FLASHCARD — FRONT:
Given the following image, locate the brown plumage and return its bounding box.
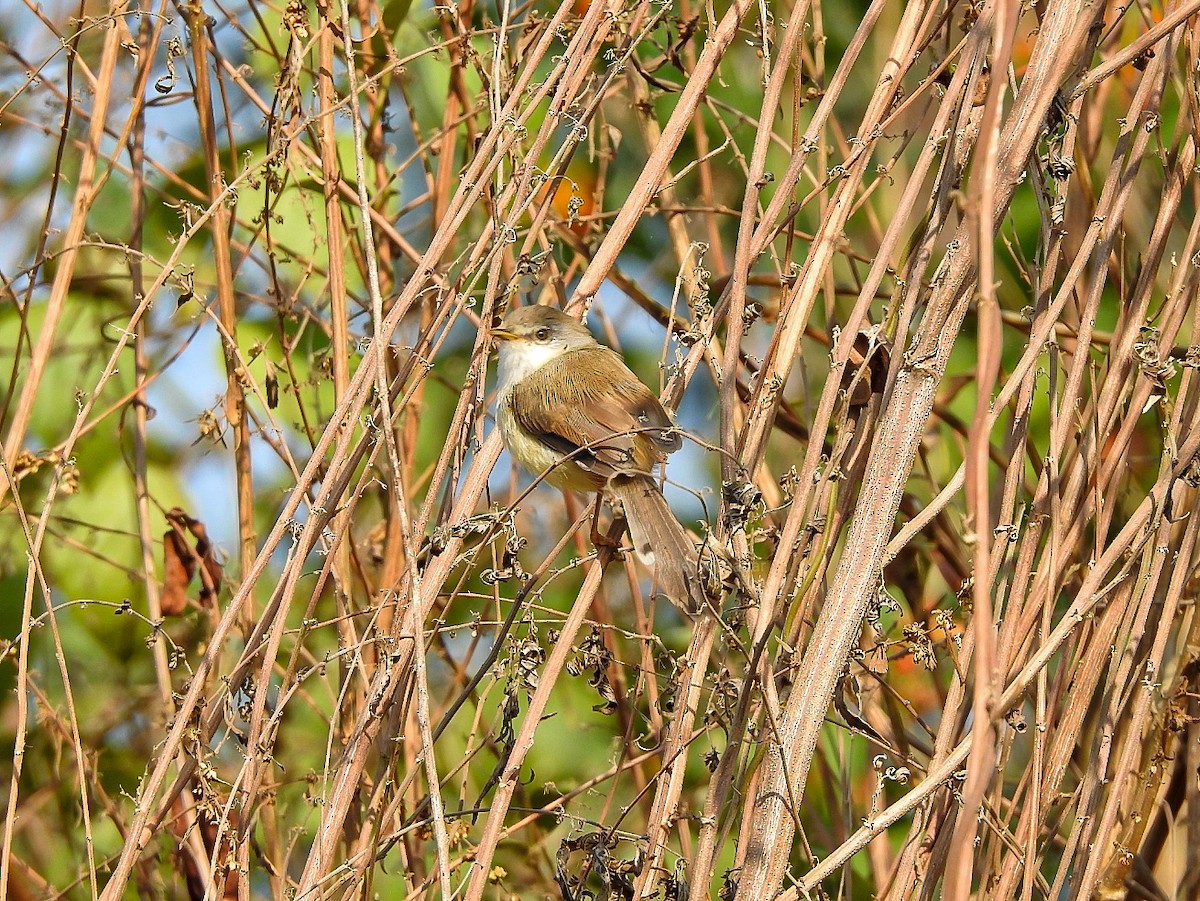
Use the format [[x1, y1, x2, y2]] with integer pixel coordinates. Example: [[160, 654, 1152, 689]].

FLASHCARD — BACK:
[[508, 345, 680, 483], [493, 306, 703, 615]]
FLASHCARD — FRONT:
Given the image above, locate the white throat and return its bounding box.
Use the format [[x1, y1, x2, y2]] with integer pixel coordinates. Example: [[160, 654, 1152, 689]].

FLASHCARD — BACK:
[[496, 341, 570, 394]]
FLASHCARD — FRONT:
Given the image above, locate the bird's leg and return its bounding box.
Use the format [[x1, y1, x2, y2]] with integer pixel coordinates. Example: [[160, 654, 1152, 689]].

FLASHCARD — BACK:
[[589, 492, 624, 553]]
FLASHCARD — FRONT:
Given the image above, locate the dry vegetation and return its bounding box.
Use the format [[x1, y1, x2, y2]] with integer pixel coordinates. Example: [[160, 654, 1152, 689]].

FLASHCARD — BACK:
[[3, 0, 1200, 897]]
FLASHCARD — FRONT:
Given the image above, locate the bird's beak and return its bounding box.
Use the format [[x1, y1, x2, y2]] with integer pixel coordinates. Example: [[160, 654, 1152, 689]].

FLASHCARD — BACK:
[[491, 327, 518, 343]]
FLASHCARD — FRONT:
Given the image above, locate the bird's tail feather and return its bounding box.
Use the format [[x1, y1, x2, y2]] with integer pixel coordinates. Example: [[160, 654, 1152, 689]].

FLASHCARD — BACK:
[[611, 476, 703, 616]]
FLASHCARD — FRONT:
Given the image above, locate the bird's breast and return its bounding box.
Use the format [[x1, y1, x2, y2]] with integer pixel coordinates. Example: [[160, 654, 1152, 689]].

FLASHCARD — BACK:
[[497, 391, 599, 492]]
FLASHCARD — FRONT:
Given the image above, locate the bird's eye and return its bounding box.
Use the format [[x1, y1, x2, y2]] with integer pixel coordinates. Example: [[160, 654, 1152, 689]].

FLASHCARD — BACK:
[[535, 327, 550, 341]]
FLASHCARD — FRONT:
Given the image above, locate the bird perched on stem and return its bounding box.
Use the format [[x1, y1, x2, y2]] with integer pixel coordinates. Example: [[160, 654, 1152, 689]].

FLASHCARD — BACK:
[[491, 305, 702, 616]]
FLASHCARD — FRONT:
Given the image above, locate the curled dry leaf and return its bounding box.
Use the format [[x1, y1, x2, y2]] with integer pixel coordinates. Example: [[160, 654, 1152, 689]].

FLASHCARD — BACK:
[[843, 329, 891, 408], [264, 358, 279, 409], [161, 526, 195, 616], [170, 788, 239, 900], [160, 507, 224, 615]]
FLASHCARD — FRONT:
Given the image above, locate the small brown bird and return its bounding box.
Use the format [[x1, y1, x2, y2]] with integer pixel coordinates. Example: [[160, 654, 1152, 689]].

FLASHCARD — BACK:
[[491, 305, 701, 615]]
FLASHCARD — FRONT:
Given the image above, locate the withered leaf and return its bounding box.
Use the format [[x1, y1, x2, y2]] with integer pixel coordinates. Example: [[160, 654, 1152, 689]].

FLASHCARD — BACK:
[[160, 508, 224, 613], [161, 526, 195, 616], [182, 515, 223, 606], [843, 329, 891, 408], [264, 359, 279, 409], [170, 788, 239, 900]]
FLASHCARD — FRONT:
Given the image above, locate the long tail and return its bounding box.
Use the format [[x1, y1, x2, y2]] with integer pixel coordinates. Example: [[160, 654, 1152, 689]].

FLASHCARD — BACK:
[[611, 476, 703, 616]]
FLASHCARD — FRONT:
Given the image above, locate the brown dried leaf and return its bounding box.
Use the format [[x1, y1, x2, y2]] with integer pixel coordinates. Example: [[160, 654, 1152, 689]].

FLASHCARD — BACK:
[[843, 329, 891, 407], [167, 507, 223, 607], [170, 791, 239, 900], [161, 526, 195, 616], [264, 358, 279, 409]]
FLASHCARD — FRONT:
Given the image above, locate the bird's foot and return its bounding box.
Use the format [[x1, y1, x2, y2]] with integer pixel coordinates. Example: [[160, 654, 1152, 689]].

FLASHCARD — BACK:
[[591, 512, 627, 562]]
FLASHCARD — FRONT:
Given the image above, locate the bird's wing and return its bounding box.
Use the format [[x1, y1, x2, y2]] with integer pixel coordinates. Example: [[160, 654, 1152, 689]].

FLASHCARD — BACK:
[[509, 346, 681, 479]]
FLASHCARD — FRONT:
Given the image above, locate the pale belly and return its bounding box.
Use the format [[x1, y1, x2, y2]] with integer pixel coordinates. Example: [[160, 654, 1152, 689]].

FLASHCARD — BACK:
[[497, 394, 599, 492]]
